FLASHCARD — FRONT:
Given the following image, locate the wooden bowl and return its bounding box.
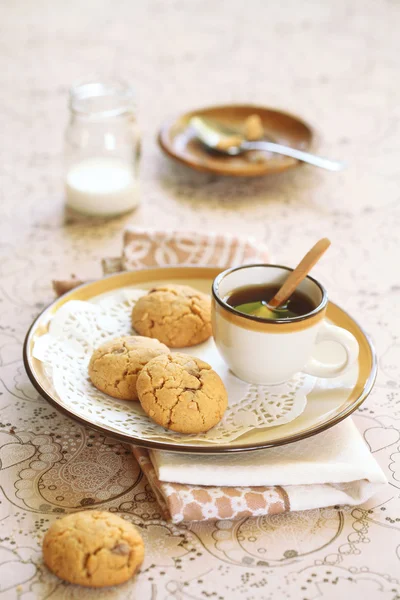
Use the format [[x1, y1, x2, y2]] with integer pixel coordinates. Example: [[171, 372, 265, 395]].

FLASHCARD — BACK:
[[158, 104, 313, 177]]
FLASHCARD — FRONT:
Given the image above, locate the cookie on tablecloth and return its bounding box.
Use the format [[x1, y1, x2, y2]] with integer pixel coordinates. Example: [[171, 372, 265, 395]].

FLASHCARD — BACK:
[[42, 510, 144, 587]]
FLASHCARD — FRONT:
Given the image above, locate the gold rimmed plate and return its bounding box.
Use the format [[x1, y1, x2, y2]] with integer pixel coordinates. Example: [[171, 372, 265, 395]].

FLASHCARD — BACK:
[[23, 267, 376, 454], [158, 104, 313, 177]]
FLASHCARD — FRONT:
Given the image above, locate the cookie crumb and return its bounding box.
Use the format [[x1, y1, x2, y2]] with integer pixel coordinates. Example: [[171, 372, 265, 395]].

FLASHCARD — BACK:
[[244, 114, 264, 141]]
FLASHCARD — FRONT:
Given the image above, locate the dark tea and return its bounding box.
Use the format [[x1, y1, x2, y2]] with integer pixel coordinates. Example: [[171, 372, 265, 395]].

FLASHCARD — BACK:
[[225, 284, 316, 319]]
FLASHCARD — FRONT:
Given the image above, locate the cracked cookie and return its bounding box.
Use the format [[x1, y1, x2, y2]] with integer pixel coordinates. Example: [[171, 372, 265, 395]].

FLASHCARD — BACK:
[[131, 284, 212, 348], [42, 510, 144, 587], [89, 336, 169, 401], [137, 353, 228, 433]]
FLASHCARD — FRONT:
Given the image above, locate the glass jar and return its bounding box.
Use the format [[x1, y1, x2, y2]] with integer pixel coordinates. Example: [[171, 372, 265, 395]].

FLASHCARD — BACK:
[[64, 79, 140, 217]]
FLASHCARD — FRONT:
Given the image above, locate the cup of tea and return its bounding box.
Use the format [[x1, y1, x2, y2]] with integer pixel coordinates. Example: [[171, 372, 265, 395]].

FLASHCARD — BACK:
[[211, 264, 359, 385]]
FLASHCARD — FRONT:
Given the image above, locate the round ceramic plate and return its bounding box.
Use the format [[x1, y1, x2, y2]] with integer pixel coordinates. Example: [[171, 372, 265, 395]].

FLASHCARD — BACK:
[[158, 104, 313, 177], [24, 267, 376, 454]]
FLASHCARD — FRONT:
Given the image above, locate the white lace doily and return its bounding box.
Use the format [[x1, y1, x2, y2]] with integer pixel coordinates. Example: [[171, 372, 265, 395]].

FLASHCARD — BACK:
[[32, 288, 316, 444]]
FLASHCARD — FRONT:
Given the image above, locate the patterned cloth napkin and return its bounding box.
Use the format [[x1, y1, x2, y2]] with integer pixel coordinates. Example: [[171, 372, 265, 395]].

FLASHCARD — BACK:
[[133, 420, 386, 523], [53, 227, 269, 295]]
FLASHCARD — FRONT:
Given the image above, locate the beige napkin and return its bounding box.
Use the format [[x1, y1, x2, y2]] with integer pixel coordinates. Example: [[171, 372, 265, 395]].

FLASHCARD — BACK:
[[133, 419, 386, 523]]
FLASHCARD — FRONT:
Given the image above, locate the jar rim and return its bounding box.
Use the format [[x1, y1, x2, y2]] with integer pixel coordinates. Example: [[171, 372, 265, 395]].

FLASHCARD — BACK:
[[69, 78, 135, 117]]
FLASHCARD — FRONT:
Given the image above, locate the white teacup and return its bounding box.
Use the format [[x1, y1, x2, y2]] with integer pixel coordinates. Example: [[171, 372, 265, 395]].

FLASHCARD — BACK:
[[211, 264, 359, 385]]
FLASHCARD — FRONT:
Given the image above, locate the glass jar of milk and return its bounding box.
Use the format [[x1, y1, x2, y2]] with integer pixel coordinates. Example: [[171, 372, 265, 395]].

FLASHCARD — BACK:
[[64, 79, 140, 216]]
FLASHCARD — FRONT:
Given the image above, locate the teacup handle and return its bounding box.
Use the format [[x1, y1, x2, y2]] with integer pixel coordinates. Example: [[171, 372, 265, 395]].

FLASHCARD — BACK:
[[303, 321, 359, 378]]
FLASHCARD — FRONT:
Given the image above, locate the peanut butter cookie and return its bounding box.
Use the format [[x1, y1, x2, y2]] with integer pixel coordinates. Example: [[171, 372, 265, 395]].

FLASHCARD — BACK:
[[137, 353, 228, 433], [42, 510, 144, 587], [131, 284, 212, 348], [89, 336, 169, 401]]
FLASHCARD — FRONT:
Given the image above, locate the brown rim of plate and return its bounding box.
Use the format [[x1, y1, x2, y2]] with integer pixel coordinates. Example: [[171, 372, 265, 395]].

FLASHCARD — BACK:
[[158, 104, 314, 177], [23, 266, 377, 454], [212, 264, 328, 325]]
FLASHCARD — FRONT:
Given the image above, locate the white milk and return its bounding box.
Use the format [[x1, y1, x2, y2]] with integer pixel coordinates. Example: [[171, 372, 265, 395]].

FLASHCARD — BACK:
[[65, 157, 139, 216]]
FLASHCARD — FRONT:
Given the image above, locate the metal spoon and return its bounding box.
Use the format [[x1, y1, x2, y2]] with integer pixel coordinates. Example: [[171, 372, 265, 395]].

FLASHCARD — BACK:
[[190, 116, 345, 172]]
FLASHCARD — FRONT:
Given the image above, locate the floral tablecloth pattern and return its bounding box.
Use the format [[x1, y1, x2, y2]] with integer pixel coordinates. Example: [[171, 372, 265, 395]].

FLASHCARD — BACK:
[[1, 0, 400, 598]]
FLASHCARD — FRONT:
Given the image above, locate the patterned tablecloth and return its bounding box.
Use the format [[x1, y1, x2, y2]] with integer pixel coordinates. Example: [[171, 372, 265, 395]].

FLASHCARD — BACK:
[[1, 1, 400, 598]]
